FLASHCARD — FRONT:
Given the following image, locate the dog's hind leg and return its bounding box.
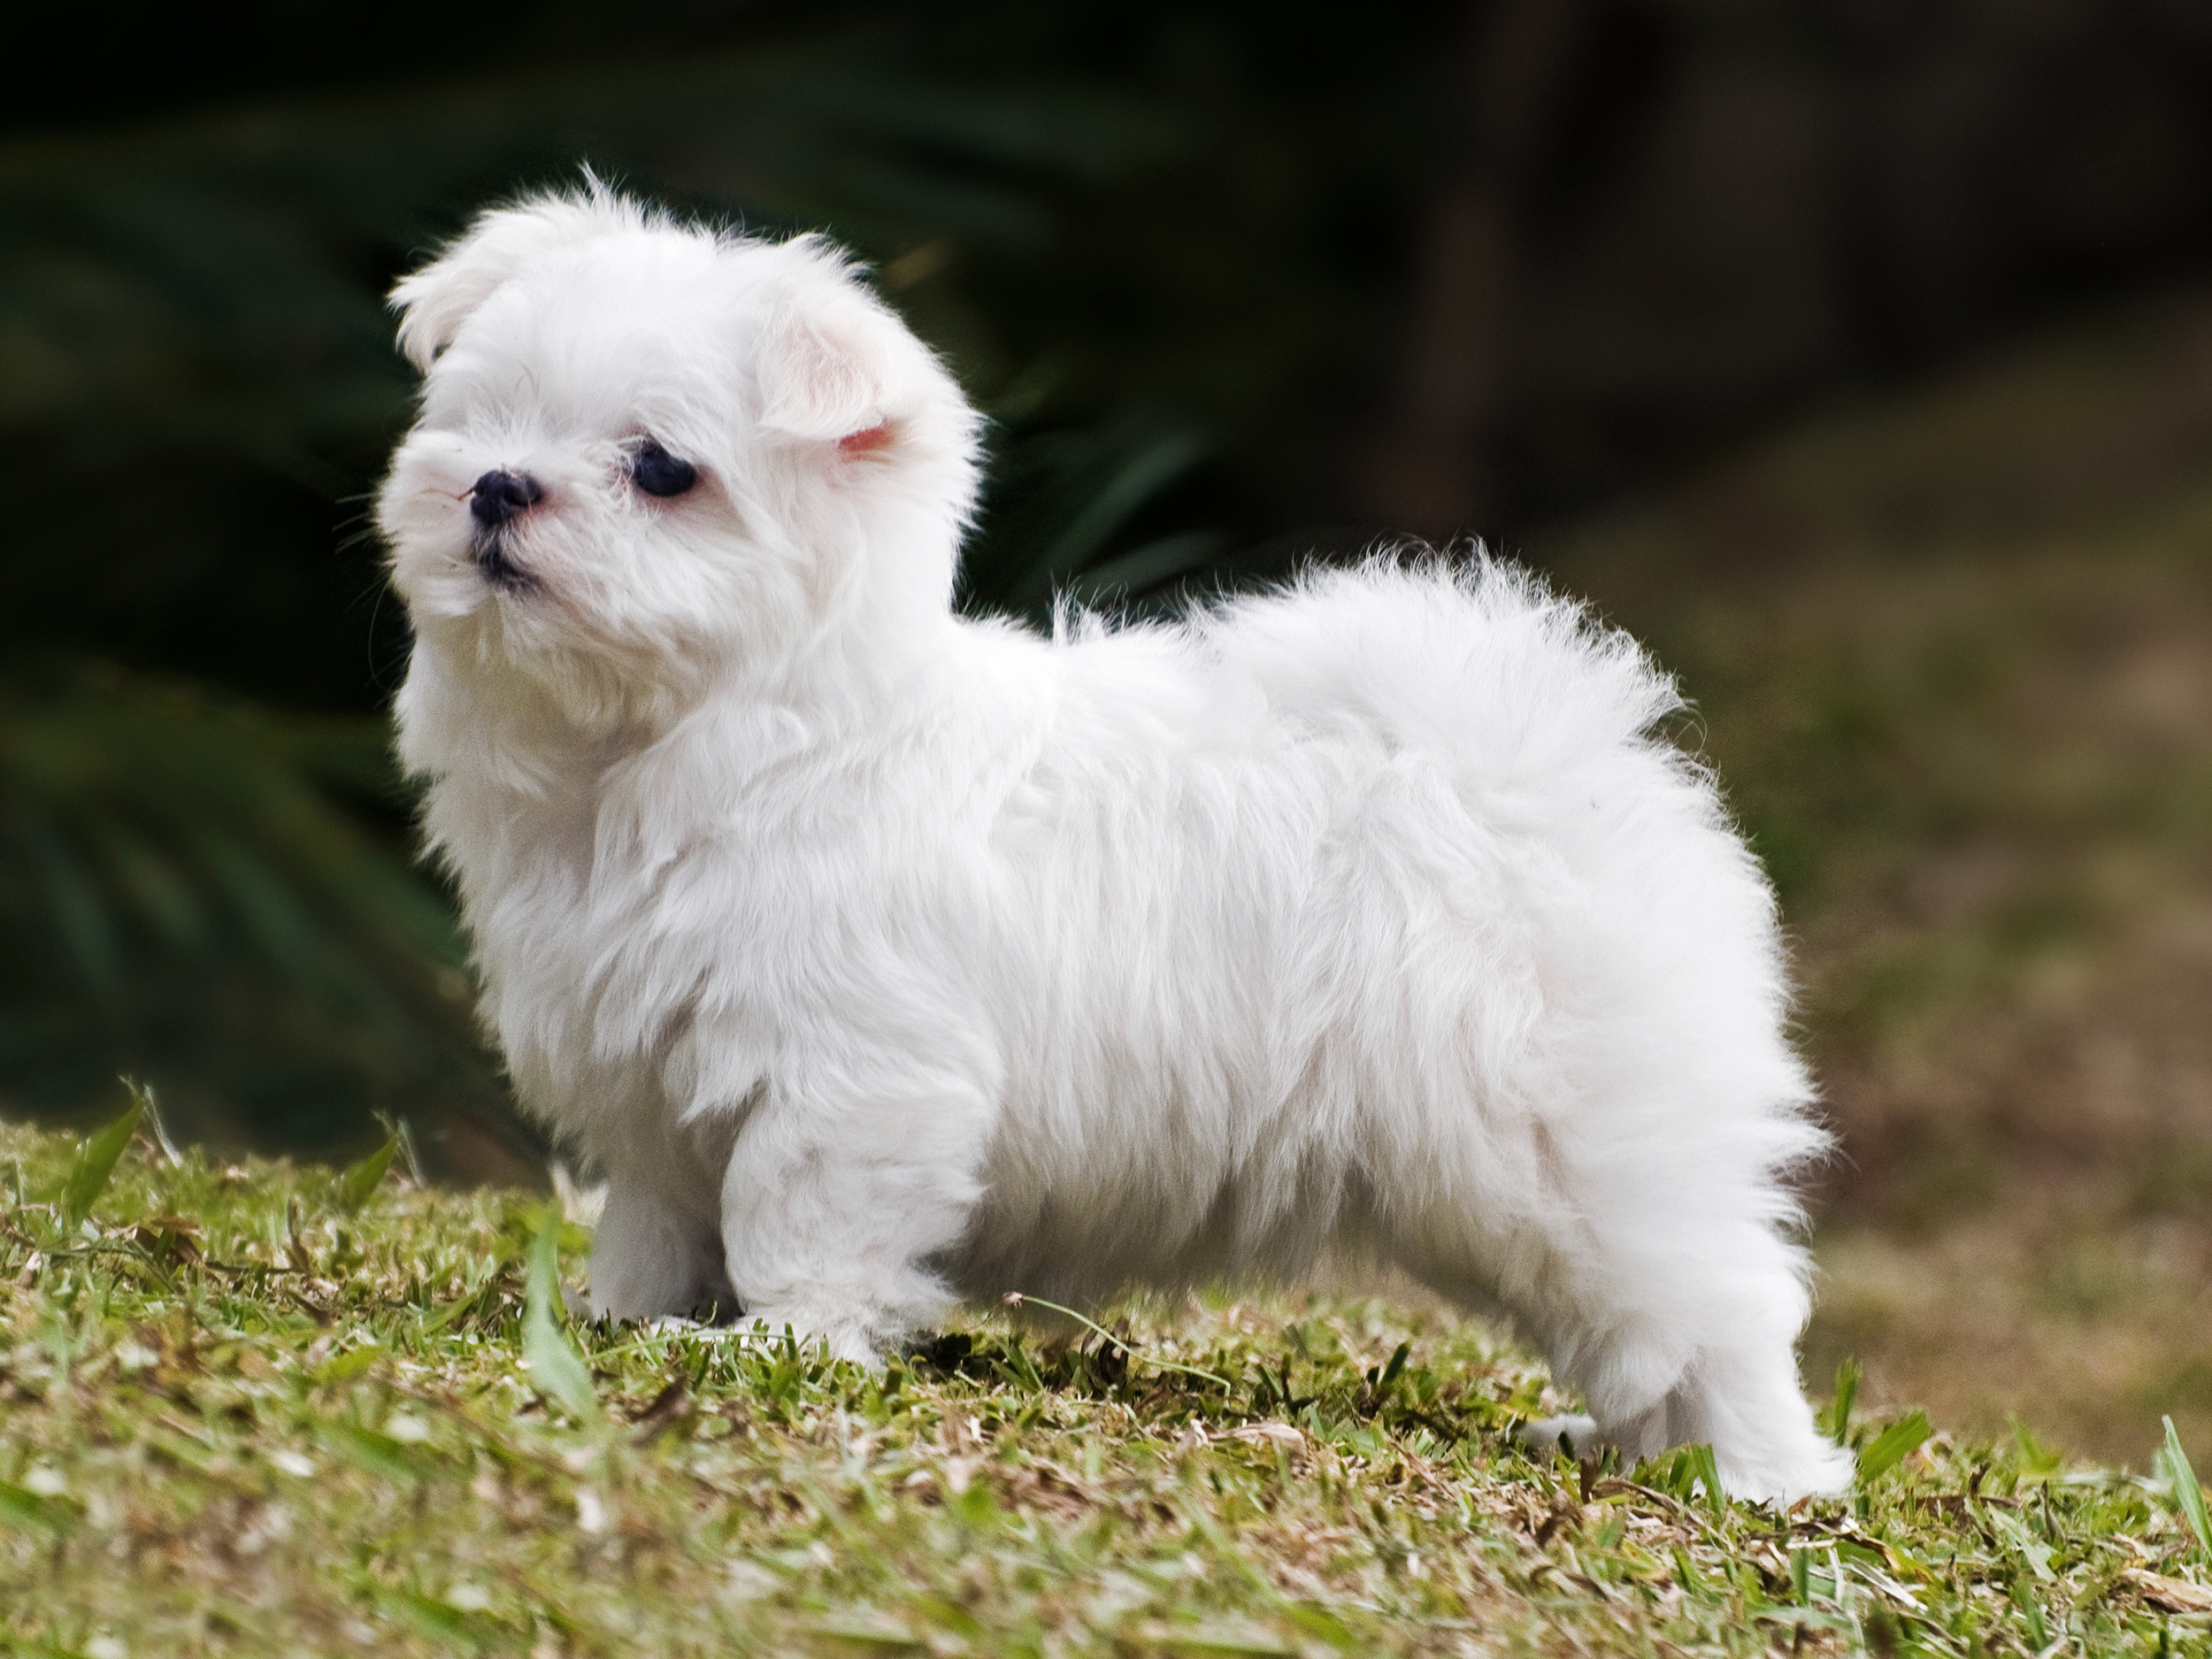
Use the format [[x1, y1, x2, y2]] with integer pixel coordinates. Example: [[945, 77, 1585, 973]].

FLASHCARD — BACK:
[[1511, 1307, 1855, 1502], [1381, 1118, 1852, 1503], [1635, 1318, 1855, 1502], [1419, 1239, 1852, 1500]]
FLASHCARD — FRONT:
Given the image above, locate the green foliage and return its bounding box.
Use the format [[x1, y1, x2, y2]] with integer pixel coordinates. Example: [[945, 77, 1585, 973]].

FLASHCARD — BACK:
[[956, 417, 1230, 618], [6, 1115, 2212, 1655], [0, 662, 512, 1160]]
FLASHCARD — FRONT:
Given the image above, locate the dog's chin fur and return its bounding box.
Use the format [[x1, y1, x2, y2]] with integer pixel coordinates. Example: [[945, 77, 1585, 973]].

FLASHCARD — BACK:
[[378, 183, 1854, 1502]]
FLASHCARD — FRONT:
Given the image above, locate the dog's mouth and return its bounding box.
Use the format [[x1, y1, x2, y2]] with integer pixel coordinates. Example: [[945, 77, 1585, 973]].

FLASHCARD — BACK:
[[471, 530, 539, 595]]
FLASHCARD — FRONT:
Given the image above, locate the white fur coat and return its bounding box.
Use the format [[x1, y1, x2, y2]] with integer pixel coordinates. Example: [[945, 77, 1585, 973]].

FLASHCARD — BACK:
[[378, 188, 1852, 1501]]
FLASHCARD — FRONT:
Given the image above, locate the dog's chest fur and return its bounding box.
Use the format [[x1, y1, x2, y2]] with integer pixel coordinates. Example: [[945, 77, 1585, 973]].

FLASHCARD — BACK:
[[421, 673, 1018, 1156]]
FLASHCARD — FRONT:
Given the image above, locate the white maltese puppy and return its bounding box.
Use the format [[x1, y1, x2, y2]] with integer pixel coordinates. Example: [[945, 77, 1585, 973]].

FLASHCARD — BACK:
[[379, 187, 1852, 1502]]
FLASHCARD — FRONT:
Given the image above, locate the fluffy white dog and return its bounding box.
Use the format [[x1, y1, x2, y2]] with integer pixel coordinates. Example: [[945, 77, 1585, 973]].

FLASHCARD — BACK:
[[378, 186, 1853, 1502]]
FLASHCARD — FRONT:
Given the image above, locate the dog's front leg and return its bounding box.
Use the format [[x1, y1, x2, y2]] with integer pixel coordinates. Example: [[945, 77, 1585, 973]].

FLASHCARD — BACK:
[[588, 1171, 732, 1323], [717, 1066, 995, 1366]]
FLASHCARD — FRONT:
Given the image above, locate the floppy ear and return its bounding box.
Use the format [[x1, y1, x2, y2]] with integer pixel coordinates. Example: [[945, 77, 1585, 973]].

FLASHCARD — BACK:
[[389, 191, 636, 372], [756, 257, 912, 443]]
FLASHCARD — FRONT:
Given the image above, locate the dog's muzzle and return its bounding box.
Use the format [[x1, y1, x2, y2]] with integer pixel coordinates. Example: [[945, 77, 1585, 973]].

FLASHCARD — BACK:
[[468, 470, 542, 592]]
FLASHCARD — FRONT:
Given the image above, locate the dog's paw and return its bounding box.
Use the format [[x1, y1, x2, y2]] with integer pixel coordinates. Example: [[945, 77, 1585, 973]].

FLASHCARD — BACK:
[[738, 1305, 887, 1369], [1717, 1433, 1857, 1505], [1518, 1413, 1603, 1460]]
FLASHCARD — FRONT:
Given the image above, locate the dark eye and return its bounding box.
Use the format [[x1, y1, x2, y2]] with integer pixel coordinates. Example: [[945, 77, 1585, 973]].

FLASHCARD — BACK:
[[630, 439, 699, 498]]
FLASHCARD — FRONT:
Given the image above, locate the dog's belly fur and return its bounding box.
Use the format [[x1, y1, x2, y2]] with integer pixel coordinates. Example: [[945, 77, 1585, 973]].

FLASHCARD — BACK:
[[942, 746, 1515, 1310]]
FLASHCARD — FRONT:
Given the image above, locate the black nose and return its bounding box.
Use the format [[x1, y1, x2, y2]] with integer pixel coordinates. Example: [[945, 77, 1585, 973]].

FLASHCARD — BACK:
[[469, 470, 543, 527]]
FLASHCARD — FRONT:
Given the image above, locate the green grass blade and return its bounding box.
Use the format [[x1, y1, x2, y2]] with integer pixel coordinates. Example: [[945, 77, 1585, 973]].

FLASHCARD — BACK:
[[59, 1090, 145, 1229], [1686, 1442, 1727, 1518], [1826, 1355, 1861, 1446], [2008, 1415, 2063, 1480], [377, 1589, 491, 1655], [310, 1343, 384, 1386], [133, 1080, 183, 1167], [523, 1206, 601, 1425], [1855, 1409, 1932, 1485], [320, 1419, 426, 1483], [334, 1125, 401, 1214], [0, 1480, 76, 1540], [1378, 1340, 1410, 1392], [2162, 1416, 2211, 1563]]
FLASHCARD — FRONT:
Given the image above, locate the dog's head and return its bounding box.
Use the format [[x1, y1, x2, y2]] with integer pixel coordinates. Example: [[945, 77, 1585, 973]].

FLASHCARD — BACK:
[[378, 186, 979, 712]]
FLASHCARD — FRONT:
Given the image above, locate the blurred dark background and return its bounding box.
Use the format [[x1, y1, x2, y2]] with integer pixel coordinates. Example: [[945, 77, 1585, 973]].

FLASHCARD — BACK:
[[6, 1, 2212, 1459]]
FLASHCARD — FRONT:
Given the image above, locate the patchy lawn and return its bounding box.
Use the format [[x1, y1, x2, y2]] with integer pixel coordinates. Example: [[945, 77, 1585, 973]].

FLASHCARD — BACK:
[[4, 1106, 2209, 1656]]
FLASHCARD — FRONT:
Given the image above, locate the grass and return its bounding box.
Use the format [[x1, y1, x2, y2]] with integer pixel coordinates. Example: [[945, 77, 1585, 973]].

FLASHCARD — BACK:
[[4, 1108, 2212, 1656]]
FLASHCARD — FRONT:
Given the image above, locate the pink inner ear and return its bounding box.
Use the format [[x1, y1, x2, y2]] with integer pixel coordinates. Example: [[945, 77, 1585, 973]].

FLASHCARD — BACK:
[[837, 422, 893, 455]]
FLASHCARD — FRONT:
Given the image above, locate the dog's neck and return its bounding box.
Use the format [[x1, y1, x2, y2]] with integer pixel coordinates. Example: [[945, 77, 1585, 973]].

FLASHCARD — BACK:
[[397, 585, 967, 810]]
